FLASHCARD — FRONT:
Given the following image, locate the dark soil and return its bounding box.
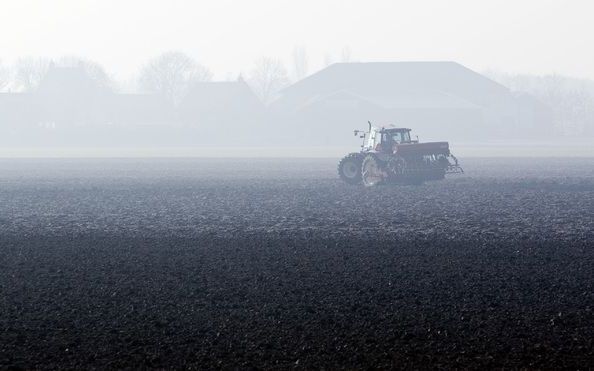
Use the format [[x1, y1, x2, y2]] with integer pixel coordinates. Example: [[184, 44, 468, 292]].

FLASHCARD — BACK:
[[0, 158, 592, 369]]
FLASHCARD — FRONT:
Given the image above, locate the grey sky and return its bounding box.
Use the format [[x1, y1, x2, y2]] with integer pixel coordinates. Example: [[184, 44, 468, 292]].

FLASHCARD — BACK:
[[2, 0, 593, 80]]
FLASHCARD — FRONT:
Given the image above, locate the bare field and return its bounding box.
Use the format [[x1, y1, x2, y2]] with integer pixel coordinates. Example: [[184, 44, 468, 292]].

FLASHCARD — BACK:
[[0, 158, 593, 369]]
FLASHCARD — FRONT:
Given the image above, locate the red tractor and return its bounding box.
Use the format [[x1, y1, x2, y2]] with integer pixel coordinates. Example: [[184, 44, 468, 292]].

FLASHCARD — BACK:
[[338, 123, 463, 186]]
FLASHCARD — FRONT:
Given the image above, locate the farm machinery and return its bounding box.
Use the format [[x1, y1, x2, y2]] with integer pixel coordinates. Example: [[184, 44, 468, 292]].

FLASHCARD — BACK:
[[338, 123, 463, 186]]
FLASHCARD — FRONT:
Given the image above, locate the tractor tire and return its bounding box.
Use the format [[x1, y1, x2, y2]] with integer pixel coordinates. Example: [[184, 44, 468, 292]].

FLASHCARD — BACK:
[[361, 154, 385, 187], [338, 153, 363, 185]]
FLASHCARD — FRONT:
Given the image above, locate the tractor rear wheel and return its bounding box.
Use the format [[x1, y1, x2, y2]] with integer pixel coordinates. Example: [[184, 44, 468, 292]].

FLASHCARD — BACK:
[[361, 155, 384, 187], [338, 154, 363, 185]]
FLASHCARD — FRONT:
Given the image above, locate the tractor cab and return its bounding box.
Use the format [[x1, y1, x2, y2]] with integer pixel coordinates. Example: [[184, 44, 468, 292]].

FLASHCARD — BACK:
[[362, 127, 413, 152]]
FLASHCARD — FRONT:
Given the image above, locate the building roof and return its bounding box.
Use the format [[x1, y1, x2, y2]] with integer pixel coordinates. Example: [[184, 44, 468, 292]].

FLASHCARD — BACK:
[[277, 61, 512, 110]]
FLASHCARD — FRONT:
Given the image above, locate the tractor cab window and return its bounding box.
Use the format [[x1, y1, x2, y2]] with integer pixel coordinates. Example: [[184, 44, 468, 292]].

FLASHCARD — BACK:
[[390, 131, 411, 143]]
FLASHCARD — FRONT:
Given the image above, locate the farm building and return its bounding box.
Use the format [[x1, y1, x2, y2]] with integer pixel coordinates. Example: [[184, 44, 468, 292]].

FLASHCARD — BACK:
[[269, 62, 521, 144]]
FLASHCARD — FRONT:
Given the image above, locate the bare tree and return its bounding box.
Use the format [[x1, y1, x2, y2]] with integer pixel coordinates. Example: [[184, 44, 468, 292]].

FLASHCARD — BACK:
[[14, 57, 51, 91], [292, 46, 309, 82], [486, 71, 594, 136], [139, 51, 213, 105], [0, 60, 10, 91], [248, 57, 289, 104]]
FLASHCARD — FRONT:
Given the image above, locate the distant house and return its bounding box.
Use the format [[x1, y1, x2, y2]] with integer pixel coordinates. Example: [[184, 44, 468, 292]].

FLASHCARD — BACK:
[[270, 62, 519, 144], [34, 66, 114, 126], [178, 79, 265, 144]]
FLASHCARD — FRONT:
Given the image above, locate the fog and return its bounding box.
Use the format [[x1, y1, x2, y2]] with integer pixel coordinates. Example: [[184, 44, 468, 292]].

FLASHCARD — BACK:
[[1, 0, 593, 156], [3, 0, 594, 79], [2, 2, 594, 368]]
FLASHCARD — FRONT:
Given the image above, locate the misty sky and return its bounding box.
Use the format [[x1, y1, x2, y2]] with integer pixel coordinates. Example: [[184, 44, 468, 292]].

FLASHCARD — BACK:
[[2, 0, 593, 80]]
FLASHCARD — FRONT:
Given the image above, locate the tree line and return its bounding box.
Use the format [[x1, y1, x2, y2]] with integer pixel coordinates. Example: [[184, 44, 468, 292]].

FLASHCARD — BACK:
[[0, 47, 357, 105], [0, 52, 287, 105], [485, 71, 594, 136], [1, 52, 592, 136]]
